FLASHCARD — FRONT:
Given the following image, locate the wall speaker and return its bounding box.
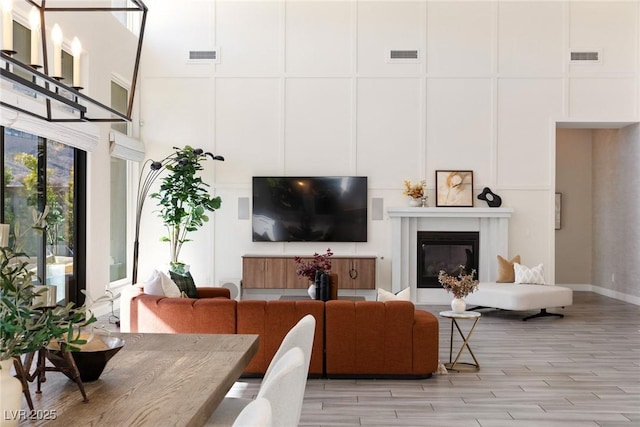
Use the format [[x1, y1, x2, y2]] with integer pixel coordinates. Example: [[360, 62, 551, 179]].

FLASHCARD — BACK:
[[219, 278, 242, 300], [238, 197, 250, 220], [372, 197, 384, 220]]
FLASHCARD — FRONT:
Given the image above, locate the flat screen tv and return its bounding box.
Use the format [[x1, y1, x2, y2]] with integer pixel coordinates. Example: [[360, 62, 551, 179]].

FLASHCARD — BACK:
[[252, 176, 368, 242]]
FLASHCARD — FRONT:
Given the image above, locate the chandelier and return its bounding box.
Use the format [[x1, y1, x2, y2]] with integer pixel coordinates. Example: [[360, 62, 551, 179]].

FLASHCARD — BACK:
[[0, 0, 147, 123]]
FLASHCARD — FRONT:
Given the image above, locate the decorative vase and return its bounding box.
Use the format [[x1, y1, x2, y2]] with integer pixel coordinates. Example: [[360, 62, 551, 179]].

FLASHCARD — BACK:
[[408, 198, 421, 207], [307, 283, 316, 299], [451, 298, 466, 313], [0, 358, 22, 427]]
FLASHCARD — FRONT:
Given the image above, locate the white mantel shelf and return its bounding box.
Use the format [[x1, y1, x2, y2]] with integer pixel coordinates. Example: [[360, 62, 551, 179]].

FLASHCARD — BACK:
[[388, 207, 514, 218], [388, 207, 513, 303]]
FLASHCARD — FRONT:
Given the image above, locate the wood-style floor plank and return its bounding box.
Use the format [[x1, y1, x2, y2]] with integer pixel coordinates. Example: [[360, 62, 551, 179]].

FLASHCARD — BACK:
[[95, 291, 638, 426], [295, 292, 639, 426]]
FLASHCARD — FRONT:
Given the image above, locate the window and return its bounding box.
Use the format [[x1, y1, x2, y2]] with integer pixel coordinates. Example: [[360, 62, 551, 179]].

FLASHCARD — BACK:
[[1, 127, 86, 305], [109, 80, 133, 284], [110, 157, 128, 282], [111, 81, 129, 135]]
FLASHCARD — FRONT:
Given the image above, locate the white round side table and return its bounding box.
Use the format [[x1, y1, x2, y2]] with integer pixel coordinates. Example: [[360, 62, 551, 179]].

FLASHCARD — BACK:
[[439, 310, 481, 372]]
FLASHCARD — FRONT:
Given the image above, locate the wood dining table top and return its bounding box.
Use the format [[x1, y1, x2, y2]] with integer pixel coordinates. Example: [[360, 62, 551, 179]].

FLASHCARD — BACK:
[[18, 332, 259, 427]]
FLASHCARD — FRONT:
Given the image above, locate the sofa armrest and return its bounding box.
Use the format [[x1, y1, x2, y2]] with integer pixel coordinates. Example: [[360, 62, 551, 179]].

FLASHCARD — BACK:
[[197, 287, 231, 299], [412, 309, 439, 375], [325, 300, 438, 378]]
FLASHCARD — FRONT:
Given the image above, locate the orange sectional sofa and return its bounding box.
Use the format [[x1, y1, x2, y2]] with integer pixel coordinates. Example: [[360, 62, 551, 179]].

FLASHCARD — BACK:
[[130, 291, 439, 379]]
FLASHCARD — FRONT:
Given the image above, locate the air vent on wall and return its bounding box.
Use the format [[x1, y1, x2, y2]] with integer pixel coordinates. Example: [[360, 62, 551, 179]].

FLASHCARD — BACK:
[[188, 48, 219, 63], [387, 49, 420, 63], [570, 50, 600, 63]]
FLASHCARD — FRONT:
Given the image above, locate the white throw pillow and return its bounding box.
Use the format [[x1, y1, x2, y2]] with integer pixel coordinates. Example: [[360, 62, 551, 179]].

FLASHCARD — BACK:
[[513, 263, 547, 285], [377, 287, 411, 302], [159, 271, 182, 297], [143, 270, 165, 296]]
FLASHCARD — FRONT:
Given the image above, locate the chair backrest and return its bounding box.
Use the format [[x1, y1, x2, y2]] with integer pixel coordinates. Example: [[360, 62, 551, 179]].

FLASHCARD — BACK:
[[264, 314, 315, 381], [231, 397, 272, 427], [257, 347, 307, 427]]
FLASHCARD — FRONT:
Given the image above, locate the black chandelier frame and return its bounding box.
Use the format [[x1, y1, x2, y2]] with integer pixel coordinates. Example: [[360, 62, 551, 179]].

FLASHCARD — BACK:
[[0, 0, 147, 123]]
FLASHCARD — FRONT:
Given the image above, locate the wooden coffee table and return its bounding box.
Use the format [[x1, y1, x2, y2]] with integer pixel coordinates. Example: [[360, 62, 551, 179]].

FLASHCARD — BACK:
[[18, 333, 259, 426]]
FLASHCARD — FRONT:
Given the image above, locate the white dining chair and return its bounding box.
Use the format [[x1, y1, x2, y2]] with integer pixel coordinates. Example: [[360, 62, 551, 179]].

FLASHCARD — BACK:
[[264, 314, 315, 380], [207, 347, 306, 427], [231, 397, 272, 427]]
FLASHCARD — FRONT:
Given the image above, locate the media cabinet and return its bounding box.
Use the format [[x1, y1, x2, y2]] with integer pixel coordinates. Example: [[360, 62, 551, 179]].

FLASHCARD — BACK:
[[242, 255, 376, 290]]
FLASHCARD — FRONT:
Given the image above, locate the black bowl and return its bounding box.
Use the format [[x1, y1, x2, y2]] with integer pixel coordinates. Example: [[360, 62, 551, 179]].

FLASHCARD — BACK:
[[47, 335, 125, 382]]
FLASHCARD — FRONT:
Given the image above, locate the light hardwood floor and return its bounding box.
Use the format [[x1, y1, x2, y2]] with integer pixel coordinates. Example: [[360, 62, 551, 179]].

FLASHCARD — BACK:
[[225, 292, 640, 427]]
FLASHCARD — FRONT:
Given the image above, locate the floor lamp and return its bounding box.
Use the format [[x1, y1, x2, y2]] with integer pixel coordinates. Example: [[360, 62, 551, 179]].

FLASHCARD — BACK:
[[131, 148, 224, 284]]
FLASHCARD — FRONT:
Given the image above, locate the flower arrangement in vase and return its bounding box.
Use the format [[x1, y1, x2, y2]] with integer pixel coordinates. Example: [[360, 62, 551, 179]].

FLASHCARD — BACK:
[[294, 249, 333, 298], [438, 266, 479, 313], [403, 180, 426, 206]]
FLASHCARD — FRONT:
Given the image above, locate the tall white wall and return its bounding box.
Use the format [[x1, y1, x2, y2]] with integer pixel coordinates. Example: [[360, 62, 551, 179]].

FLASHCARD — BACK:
[[135, 1, 640, 289]]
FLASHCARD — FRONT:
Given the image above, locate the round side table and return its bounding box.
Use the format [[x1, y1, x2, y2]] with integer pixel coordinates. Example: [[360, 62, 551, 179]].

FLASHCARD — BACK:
[[439, 310, 481, 372]]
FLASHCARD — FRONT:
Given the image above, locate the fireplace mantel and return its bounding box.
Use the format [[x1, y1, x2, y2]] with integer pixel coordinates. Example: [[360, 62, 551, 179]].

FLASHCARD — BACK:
[[388, 207, 513, 303]]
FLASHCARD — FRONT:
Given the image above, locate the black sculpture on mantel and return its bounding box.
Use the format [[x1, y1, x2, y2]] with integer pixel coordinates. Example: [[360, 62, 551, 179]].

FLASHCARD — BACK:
[[477, 187, 502, 207]]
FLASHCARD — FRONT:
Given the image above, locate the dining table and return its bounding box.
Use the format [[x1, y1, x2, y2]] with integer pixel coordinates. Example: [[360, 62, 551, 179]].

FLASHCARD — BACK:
[[17, 332, 259, 427]]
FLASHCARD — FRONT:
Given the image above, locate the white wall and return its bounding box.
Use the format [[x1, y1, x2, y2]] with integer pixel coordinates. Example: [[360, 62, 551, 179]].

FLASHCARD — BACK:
[[134, 1, 640, 290]]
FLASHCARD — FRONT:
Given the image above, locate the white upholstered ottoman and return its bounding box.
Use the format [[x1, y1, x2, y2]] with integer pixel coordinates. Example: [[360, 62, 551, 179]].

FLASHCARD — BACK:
[[464, 282, 573, 321]]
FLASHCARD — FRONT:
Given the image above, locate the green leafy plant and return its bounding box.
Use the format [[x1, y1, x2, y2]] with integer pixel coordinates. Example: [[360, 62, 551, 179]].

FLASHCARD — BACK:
[[150, 146, 222, 268], [0, 246, 95, 362]]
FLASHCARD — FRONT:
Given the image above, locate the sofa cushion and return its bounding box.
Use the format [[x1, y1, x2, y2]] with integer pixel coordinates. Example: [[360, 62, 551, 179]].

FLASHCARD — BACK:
[[131, 294, 237, 334], [465, 282, 572, 311], [144, 269, 181, 297], [514, 263, 546, 285], [377, 287, 410, 302], [144, 270, 165, 296], [496, 255, 520, 283], [325, 300, 438, 377], [237, 300, 325, 377], [170, 270, 199, 298]]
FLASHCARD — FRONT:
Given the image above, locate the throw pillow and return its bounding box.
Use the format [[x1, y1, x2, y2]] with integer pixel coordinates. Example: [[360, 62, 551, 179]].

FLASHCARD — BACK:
[[143, 270, 165, 296], [159, 270, 182, 297], [513, 263, 546, 285], [377, 287, 411, 302], [169, 270, 199, 299], [496, 255, 521, 283]]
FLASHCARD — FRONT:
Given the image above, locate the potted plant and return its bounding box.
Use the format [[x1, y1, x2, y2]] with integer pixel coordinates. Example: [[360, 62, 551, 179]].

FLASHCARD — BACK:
[[0, 246, 95, 421], [294, 249, 333, 299], [403, 179, 426, 207], [438, 266, 479, 313], [149, 146, 222, 273]]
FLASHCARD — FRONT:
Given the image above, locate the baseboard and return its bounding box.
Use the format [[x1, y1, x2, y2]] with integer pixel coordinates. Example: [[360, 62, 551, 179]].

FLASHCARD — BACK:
[[560, 283, 640, 306]]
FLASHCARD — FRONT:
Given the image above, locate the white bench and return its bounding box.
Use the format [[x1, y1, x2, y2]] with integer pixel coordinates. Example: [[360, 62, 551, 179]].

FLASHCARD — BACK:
[[464, 282, 573, 321]]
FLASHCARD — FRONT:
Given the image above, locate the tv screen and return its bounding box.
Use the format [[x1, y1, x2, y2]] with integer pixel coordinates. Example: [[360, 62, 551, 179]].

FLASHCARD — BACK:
[[252, 176, 368, 242]]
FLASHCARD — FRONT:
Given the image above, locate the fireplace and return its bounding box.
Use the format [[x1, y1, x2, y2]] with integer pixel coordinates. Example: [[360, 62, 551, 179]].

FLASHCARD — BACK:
[[417, 231, 479, 288], [388, 207, 512, 303]]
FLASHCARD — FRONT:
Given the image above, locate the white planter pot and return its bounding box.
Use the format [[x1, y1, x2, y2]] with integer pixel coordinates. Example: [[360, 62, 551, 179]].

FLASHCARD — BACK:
[[0, 358, 22, 427], [451, 298, 466, 313]]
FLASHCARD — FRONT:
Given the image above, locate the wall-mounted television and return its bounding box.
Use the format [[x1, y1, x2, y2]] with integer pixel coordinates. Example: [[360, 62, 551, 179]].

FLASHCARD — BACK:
[[252, 176, 368, 242]]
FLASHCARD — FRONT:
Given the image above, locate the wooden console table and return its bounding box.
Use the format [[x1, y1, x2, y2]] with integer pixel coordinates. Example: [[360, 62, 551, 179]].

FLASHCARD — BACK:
[[18, 333, 259, 427], [242, 254, 376, 290]]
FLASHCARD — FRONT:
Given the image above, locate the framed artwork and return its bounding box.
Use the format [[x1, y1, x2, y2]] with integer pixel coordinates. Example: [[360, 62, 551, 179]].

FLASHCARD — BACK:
[[555, 193, 562, 230], [435, 170, 474, 207]]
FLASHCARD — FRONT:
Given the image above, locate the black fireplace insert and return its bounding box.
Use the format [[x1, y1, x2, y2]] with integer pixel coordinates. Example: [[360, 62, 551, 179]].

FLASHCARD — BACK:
[[417, 231, 479, 288]]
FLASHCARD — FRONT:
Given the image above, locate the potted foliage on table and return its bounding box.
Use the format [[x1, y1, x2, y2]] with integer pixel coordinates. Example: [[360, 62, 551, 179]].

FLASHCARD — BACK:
[[0, 246, 95, 425], [295, 249, 333, 300]]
